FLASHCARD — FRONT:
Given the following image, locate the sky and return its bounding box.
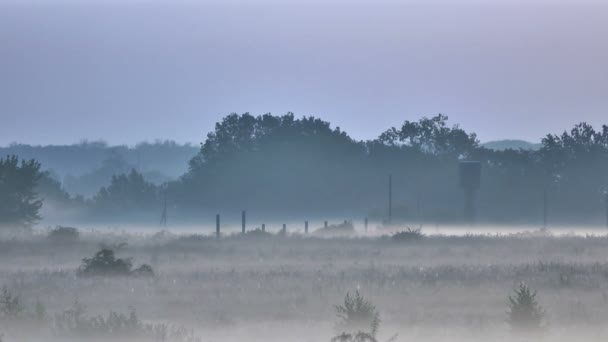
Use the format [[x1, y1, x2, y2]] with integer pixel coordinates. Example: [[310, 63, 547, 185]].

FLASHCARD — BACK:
[[0, 0, 607, 146]]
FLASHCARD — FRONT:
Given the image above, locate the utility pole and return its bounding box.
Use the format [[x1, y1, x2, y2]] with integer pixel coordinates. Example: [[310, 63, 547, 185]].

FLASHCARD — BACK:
[[388, 174, 393, 225], [458, 161, 481, 225], [216, 214, 220, 238], [241, 210, 246, 234], [159, 198, 167, 227], [543, 188, 548, 229]]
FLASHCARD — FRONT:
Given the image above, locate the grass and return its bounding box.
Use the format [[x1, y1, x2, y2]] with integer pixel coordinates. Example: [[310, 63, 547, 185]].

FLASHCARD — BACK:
[[0, 228, 608, 341]]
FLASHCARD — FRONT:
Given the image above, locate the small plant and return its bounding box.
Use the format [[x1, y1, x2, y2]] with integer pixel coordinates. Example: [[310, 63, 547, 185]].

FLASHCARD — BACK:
[[34, 299, 47, 321], [391, 227, 423, 242], [78, 248, 154, 277], [132, 264, 155, 277], [242, 228, 273, 238], [335, 291, 380, 338], [0, 286, 23, 318], [48, 226, 79, 243], [315, 221, 356, 237], [507, 282, 545, 333], [332, 332, 378, 342], [54, 302, 200, 341]]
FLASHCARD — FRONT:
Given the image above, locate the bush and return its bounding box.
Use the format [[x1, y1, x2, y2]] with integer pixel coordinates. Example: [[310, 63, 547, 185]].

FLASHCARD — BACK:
[[335, 291, 380, 338], [315, 221, 356, 237], [48, 226, 79, 243], [242, 228, 273, 238], [0, 286, 23, 319], [132, 264, 155, 277], [507, 282, 545, 333], [332, 332, 378, 342], [391, 227, 423, 242], [54, 302, 199, 341], [78, 248, 154, 277]]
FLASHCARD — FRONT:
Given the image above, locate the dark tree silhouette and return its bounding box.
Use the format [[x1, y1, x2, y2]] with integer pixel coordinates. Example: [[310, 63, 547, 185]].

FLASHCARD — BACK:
[[93, 168, 159, 215], [0, 155, 43, 228]]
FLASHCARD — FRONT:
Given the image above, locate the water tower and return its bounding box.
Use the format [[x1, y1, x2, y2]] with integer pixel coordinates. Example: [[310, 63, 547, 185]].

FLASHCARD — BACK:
[[459, 161, 481, 224]]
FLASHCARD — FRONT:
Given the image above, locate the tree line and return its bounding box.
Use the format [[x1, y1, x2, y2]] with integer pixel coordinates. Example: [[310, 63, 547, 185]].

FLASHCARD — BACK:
[[2, 113, 608, 228]]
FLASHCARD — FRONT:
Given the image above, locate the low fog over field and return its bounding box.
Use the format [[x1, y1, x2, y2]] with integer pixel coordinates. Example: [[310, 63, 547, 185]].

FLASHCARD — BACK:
[[3, 227, 608, 341], [2, 0, 608, 341]]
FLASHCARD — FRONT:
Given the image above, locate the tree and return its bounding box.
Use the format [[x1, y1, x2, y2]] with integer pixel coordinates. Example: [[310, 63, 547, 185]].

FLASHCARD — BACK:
[[507, 282, 544, 333], [93, 169, 159, 215], [0, 155, 43, 228], [335, 291, 381, 338], [378, 114, 479, 158]]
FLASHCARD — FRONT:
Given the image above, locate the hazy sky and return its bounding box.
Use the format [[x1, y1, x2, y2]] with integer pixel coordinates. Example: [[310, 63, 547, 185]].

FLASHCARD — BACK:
[[0, 0, 607, 146]]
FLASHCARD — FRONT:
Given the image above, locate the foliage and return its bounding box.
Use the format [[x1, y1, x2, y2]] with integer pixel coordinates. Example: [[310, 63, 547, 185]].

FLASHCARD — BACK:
[[48, 226, 79, 243], [379, 114, 479, 158], [53, 302, 199, 341], [335, 291, 381, 338], [78, 248, 154, 277], [315, 221, 356, 237], [391, 227, 424, 242], [93, 168, 160, 215], [0, 286, 23, 318], [331, 331, 378, 342], [0, 155, 43, 228], [507, 282, 545, 333]]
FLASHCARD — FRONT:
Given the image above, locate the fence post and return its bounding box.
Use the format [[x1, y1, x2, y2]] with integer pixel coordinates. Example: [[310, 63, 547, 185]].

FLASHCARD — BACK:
[[242, 210, 246, 233], [282, 224, 287, 234], [305, 221, 309, 234], [216, 214, 220, 238], [262, 223, 266, 232], [364, 217, 368, 233], [324, 221, 328, 228]]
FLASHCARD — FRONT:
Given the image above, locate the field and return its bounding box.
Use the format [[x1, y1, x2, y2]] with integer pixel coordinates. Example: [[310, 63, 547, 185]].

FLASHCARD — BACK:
[[2, 225, 608, 341]]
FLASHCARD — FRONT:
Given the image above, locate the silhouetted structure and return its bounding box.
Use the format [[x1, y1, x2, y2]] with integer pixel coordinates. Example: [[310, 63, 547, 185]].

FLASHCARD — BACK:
[[159, 198, 167, 227], [459, 161, 481, 224], [216, 214, 220, 238], [388, 174, 393, 224], [241, 210, 246, 233]]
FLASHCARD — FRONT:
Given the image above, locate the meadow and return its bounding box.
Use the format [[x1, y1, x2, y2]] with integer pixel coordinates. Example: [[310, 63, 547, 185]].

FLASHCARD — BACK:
[[1, 224, 608, 341]]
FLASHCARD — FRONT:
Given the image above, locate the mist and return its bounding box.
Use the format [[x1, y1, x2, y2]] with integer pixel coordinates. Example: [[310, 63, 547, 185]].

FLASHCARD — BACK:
[[2, 1, 608, 342]]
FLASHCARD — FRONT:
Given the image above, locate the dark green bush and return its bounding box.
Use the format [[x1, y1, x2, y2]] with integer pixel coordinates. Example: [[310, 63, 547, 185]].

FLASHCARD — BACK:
[[48, 226, 79, 243], [507, 282, 545, 333], [391, 227, 423, 242], [78, 249, 154, 277], [335, 291, 380, 338]]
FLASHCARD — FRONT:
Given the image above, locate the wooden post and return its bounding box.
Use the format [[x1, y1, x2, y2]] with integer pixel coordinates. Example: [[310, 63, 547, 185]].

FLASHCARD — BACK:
[[262, 223, 266, 232], [305, 221, 309, 234], [216, 214, 220, 238], [282, 224, 287, 234], [364, 217, 368, 233], [242, 210, 246, 233], [324, 221, 328, 228]]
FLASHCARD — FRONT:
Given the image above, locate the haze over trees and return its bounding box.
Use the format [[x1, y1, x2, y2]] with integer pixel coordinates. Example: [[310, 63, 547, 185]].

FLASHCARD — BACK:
[[2, 113, 608, 226]]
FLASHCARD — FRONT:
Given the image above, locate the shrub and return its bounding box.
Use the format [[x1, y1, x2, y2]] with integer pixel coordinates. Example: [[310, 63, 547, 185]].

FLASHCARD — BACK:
[[54, 302, 200, 341], [78, 248, 155, 277], [335, 291, 380, 338], [315, 221, 356, 237], [132, 264, 155, 277], [391, 227, 423, 242], [507, 282, 545, 333], [242, 228, 273, 238], [0, 286, 23, 318], [78, 249, 132, 276], [48, 226, 79, 243]]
